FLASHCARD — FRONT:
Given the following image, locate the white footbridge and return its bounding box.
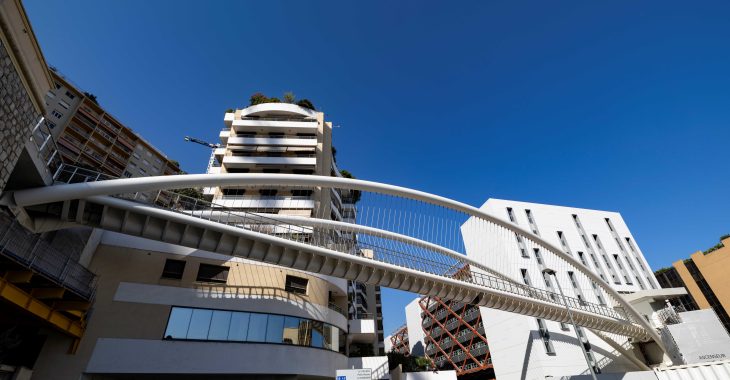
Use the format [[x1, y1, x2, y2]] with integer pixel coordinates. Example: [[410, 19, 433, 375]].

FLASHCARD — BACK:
[[2, 165, 665, 356]]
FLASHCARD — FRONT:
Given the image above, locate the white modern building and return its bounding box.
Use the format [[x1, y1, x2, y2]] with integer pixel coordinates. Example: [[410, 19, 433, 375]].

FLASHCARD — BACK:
[[460, 199, 678, 379]]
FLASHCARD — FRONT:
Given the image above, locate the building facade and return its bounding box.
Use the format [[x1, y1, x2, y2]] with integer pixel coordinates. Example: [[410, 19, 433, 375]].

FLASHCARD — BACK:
[[45, 70, 180, 179], [655, 235, 730, 333], [30, 103, 386, 379], [461, 199, 662, 379]]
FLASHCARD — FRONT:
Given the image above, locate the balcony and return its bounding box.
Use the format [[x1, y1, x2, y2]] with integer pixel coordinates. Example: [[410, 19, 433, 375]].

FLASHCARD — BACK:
[[222, 155, 316, 168], [214, 196, 315, 210], [231, 118, 318, 133], [226, 135, 317, 147]]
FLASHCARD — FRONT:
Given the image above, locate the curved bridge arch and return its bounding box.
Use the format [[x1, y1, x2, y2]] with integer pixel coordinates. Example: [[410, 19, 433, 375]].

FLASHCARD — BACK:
[[6, 172, 664, 350]]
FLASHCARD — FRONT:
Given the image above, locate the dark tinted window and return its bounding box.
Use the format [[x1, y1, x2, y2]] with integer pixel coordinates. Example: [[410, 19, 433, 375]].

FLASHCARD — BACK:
[[196, 264, 229, 283]]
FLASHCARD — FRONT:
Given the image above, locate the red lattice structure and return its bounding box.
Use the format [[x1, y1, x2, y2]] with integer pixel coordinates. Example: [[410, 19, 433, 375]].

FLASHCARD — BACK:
[[389, 324, 410, 355], [419, 295, 494, 377]]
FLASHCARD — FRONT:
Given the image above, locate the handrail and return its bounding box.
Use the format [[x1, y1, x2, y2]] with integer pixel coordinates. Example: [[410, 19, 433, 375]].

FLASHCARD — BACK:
[[9, 165, 660, 346]]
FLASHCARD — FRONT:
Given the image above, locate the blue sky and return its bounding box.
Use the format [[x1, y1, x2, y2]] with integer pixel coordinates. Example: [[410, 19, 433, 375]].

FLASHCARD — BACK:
[[25, 0, 730, 336]]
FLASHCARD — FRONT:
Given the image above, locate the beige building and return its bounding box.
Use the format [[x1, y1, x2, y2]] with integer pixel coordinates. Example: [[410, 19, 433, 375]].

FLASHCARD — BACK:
[[31, 231, 350, 379], [655, 234, 730, 333], [45, 70, 180, 179], [29, 101, 386, 379]]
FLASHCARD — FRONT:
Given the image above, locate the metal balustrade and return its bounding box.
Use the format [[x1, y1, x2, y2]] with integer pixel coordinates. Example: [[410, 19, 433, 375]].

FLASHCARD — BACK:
[[5, 164, 663, 346], [0, 213, 96, 300]]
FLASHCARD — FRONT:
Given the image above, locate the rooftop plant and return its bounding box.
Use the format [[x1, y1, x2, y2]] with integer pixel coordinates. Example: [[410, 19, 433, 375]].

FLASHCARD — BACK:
[[83, 91, 98, 105], [703, 233, 729, 254], [248, 92, 316, 110], [339, 169, 361, 203]]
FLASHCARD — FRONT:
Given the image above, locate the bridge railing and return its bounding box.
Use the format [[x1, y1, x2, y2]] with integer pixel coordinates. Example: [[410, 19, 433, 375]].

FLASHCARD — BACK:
[[49, 164, 629, 325]]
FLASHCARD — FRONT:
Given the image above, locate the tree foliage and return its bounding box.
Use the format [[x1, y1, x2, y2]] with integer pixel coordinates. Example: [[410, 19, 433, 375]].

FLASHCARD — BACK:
[[387, 351, 429, 372], [83, 92, 98, 104], [296, 98, 315, 110], [703, 233, 730, 254], [339, 169, 362, 203], [283, 91, 296, 103]]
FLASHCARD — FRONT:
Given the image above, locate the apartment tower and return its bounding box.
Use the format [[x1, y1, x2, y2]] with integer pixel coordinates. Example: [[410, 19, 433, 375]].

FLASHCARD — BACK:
[[29, 102, 386, 380], [461, 199, 664, 379], [45, 69, 180, 179]]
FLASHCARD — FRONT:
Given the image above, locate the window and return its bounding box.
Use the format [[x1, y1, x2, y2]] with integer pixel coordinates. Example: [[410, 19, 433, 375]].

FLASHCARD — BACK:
[[533, 249, 544, 265], [161, 259, 186, 279], [51, 110, 63, 119], [222, 188, 246, 197], [163, 307, 345, 354], [196, 263, 229, 283], [262, 168, 280, 173], [226, 168, 250, 173], [577, 252, 589, 267], [293, 169, 314, 175], [525, 209, 534, 223], [46, 121, 56, 129], [285, 275, 308, 294], [292, 189, 313, 197], [516, 235, 528, 257], [536, 319, 555, 354], [65, 90, 76, 99], [123, 171, 132, 178], [520, 268, 532, 286], [506, 207, 516, 223], [259, 189, 278, 196], [58, 100, 70, 110]]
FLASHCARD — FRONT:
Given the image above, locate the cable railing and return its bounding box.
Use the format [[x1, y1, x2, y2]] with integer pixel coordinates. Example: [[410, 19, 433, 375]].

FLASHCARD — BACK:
[[48, 164, 640, 333]]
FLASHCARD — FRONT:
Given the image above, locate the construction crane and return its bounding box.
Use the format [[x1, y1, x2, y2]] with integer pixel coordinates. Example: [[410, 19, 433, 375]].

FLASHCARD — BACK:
[[184, 136, 221, 173], [184, 136, 220, 149]]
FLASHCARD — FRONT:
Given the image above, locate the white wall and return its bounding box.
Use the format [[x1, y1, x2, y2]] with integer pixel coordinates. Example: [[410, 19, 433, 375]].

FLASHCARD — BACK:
[[405, 298, 427, 356], [463, 199, 651, 379], [347, 356, 390, 380], [86, 338, 347, 377]]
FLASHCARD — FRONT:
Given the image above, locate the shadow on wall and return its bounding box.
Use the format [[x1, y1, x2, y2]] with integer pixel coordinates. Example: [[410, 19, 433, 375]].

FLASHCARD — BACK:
[[192, 283, 342, 323], [521, 328, 637, 379]]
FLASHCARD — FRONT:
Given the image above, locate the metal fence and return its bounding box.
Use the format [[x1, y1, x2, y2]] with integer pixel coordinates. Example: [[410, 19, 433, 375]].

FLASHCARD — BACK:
[[0, 212, 96, 300]]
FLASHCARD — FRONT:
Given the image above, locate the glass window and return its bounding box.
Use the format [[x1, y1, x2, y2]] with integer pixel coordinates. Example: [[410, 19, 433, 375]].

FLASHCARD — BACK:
[[187, 309, 213, 339], [266, 315, 285, 343], [248, 313, 268, 342], [322, 324, 335, 350], [164, 307, 192, 339], [283, 317, 303, 345], [311, 321, 324, 348], [228, 312, 250, 341], [208, 310, 232, 340]]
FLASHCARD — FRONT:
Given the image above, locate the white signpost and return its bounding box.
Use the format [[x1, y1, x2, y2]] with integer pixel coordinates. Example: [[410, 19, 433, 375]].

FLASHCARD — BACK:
[[336, 368, 372, 380]]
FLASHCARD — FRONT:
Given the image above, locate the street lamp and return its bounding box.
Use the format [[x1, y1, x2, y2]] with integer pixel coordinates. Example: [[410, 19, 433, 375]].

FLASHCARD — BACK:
[[542, 268, 598, 380]]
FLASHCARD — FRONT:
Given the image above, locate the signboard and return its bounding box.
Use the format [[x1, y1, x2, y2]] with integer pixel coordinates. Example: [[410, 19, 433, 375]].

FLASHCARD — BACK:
[[667, 309, 730, 364], [335, 368, 372, 380]]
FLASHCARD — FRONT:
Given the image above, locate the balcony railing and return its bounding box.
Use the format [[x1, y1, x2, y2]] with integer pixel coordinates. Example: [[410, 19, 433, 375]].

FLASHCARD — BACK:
[[241, 116, 317, 122], [0, 213, 96, 300]]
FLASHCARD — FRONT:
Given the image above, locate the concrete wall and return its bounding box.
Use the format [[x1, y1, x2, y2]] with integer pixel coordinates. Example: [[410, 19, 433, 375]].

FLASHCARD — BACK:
[[31, 231, 350, 379], [405, 298, 426, 356]]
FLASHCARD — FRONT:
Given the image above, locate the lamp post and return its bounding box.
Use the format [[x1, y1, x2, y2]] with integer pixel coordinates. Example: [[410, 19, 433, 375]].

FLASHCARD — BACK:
[[542, 268, 598, 380]]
